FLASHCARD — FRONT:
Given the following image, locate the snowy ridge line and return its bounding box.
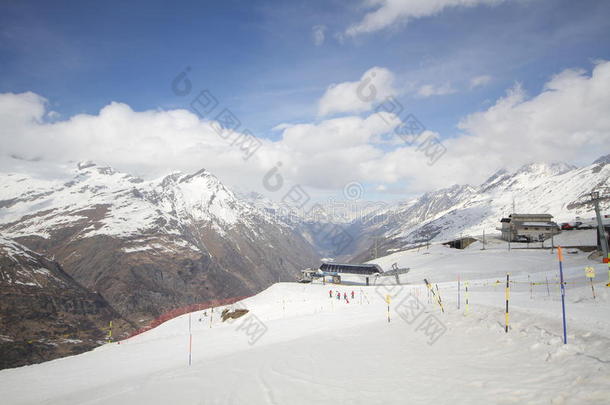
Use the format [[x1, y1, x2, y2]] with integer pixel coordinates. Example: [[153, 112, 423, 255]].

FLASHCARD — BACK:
[[121, 295, 253, 341]]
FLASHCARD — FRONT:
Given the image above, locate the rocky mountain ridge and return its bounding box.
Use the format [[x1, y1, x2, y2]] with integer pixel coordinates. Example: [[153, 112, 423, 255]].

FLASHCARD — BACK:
[[0, 237, 130, 369], [0, 163, 319, 325]]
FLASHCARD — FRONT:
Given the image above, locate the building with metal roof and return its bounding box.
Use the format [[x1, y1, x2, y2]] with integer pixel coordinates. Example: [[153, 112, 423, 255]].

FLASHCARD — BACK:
[[319, 263, 382, 275]]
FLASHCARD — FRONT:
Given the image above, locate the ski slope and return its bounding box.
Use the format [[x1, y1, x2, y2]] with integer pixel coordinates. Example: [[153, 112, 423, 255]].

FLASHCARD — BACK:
[[1, 243, 610, 404]]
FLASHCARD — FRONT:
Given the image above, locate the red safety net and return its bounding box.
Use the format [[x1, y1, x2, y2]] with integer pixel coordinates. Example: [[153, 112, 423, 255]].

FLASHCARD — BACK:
[[121, 295, 252, 341]]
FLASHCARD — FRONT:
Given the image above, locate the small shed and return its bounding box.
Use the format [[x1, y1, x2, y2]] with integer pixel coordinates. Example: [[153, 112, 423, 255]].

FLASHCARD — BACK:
[[443, 237, 477, 249]]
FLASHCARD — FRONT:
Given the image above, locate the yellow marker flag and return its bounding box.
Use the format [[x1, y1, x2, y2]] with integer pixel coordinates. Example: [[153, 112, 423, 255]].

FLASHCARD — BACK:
[[505, 274, 510, 333], [585, 266, 596, 279], [385, 295, 391, 323]]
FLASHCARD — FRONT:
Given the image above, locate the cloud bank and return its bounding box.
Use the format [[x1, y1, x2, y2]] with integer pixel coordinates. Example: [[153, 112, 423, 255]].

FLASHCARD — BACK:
[[2, 61, 609, 198]]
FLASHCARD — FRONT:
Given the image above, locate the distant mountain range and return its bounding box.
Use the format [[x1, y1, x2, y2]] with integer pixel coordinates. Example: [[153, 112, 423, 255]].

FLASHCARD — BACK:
[[348, 156, 610, 262]]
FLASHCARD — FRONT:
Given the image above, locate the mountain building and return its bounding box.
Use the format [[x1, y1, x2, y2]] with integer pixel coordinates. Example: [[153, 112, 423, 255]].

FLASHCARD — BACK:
[[499, 214, 559, 242]]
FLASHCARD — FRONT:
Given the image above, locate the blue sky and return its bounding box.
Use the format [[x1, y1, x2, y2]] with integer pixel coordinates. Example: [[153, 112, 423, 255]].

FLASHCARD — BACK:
[[1, 0, 610, 200]]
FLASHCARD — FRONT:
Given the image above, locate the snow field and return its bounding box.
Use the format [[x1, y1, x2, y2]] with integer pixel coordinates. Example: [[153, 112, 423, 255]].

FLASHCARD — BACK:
[[1, 243, 610, 404]]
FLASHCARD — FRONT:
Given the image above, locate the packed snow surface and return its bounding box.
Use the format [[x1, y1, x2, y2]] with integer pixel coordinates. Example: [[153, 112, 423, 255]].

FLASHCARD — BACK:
[[1, 242, 610, 404]]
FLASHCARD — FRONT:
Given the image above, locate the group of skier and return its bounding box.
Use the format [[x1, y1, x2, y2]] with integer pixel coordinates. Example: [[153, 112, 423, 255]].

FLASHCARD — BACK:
[[329, 289, 355, 303]]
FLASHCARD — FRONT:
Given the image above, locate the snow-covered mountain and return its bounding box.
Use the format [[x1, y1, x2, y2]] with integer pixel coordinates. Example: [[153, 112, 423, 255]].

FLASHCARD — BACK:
[[0, 163, 319, 324], [350, 156, 610, 262]]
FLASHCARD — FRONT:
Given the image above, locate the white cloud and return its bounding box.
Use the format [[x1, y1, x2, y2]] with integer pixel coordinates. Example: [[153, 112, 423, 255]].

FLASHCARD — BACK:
[[2, 61, 609, 197], [272, 112, 400, 188], [470, 75, 492, 88], [0, 91, 46, 124], [271, 123, 292, 131], [312, 25, 326, 46], [0, 92, 397, 195], [46, 110, 61, 119], [417, 82, 457, 97], [0, 95, 273, 187], [454, 62, 610, 167], [402, 60, 610, 190], [346, 0, 504, 37], [291, 60, 610, 192], [318, 66, 396, 116]]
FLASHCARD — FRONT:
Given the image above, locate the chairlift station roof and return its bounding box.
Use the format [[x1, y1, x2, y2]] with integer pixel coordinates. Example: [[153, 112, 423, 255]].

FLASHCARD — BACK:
[[319, 263, 382, 275]]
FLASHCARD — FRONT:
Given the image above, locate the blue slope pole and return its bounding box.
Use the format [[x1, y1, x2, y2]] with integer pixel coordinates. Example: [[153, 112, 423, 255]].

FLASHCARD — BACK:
[[558, 247, 567, 344]]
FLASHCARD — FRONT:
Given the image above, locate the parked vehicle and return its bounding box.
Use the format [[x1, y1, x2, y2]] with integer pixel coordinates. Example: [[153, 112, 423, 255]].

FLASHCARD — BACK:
[[514, 235, 531, 243], [561, 223, 573, 230]]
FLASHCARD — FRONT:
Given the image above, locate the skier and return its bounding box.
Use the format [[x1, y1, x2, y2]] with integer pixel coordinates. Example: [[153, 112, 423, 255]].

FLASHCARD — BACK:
[[351, 290, 355, 299], [329, 289, 333, 298], [343, 292, 347, 300], [336, 291, 340, 300]]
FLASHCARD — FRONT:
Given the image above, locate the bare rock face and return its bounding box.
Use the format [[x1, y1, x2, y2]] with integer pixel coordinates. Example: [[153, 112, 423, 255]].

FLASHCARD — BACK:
[[593, 154, 610, 166], [221, 308, 249, 322], [0, 238, 131, 370]]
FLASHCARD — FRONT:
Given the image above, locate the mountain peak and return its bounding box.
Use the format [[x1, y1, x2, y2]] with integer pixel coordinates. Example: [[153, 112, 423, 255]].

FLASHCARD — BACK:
[[75, 160, 118, 176], [593, 154, 610, 165], [480, 168, 510, 190], [179, 168, 213, 183], [515, 162, 575, 177], [77, 160, 96, 170]]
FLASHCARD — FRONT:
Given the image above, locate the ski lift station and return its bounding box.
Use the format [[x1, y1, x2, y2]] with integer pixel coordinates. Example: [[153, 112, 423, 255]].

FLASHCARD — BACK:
[[300, 262, 410, 285]]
